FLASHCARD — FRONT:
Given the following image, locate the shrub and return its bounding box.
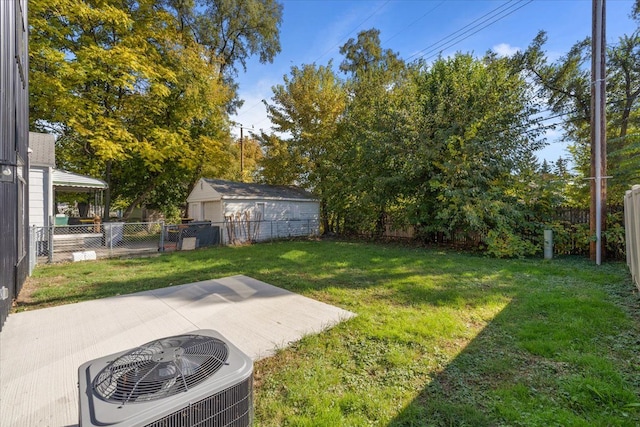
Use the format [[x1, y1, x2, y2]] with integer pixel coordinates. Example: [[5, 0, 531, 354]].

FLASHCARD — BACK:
[[485, 228, 540, 259]]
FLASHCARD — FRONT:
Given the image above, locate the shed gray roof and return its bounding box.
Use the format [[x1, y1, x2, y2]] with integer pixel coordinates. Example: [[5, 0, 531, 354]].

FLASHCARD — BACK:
[[203, 179, 316, 201], [29, 132, 55, 167]]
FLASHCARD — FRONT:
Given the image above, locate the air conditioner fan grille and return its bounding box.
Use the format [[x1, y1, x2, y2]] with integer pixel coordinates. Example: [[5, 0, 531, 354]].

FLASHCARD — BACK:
[[92, 334, 229, 404]]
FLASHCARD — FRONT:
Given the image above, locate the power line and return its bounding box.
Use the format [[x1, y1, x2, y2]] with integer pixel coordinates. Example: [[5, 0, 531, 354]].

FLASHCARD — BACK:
[[406, 0, 526, 61], [413, 0, 533, 62], [465, 95, 632, 142], [242, 1, 535, 129], [382, 0, 446, 45], [235, 99, 264, 118], [236, 0, 394, 124], [237, 1, 633, 134], [312, 0, 391, 64]]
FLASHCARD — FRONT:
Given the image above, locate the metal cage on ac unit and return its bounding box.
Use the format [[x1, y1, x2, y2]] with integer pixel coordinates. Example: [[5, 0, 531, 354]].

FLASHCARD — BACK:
[[78, 329, 253, 427]]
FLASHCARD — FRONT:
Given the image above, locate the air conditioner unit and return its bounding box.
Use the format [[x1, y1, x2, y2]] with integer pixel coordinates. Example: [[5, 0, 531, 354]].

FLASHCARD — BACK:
[[78, 329, 253, 427]]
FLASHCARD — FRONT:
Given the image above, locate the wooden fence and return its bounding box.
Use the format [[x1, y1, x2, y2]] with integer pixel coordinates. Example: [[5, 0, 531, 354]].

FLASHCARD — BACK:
[[378, 206, 626, 258], [625, 185, 640, 290]]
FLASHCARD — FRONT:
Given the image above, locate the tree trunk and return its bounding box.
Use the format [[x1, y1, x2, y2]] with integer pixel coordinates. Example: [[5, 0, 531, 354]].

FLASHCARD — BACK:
[[320, 198, 330, 234], [122, 180, 158, 220], [102, 160, 112, 221]]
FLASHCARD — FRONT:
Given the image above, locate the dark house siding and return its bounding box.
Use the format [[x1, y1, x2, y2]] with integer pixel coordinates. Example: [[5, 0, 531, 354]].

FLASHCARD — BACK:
[[0, 0, 29, 331]]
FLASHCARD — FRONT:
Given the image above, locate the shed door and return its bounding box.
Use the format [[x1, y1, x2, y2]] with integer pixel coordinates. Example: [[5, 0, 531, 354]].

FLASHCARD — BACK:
[[189, 202, 201, 220], [203, 201, 222, 223]]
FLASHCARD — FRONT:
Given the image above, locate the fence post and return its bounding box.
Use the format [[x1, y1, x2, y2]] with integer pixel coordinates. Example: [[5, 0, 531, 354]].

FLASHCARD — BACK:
[[48, 225, 54, 264], [108, 223, 113, 252], [625, 190, 632, 269], [625, 185, 640, 290], [159, 221, 165, 252], [544, 229, 553, 259], [29, 226, 36, 274]]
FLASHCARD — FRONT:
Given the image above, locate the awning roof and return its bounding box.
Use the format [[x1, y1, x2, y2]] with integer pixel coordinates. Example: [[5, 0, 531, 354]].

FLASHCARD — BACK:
[[52, 169, 108, 192]]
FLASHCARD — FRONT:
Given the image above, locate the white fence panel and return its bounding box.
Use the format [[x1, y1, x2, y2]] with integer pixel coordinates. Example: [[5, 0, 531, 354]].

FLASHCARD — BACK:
[[625, 185, 640, 290]]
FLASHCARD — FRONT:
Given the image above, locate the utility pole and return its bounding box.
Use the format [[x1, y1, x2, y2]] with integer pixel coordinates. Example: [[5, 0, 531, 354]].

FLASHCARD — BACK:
[[239, 126, 244, 177], [590, 0, 607, 264], [235, 124, 253, 182]]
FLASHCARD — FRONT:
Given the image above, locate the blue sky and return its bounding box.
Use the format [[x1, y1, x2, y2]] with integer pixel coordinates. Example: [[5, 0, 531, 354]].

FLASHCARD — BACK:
[[231, 0, 638, 163]]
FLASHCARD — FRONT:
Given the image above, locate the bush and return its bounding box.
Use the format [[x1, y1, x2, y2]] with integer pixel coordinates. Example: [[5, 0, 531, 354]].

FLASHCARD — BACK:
[[605, 211, 626, 260], [485, 228, 540, 259]]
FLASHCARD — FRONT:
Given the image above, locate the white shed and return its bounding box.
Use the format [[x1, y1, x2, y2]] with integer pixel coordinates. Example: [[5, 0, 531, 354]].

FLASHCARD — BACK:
[[186, 178, 320, 244]]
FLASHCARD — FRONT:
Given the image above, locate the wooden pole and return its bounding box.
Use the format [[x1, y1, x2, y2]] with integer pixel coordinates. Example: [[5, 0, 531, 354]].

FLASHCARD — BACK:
[[240, 126, 244, 179], [590, 0, 607, 264]]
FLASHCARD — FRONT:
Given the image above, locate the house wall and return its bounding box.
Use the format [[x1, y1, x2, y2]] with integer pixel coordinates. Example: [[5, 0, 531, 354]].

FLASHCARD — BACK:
[[188, 198, 321, 244], [28, 166, 52, 227], [0, 0, 29, 331], [625, 185, 640, 291], [186, 179, 320, 245]]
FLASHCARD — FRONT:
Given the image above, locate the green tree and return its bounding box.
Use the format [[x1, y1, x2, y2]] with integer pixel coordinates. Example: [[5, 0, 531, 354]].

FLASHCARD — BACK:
[[411, 53, 545, 255], [29, 0, 283, 219], [31, 0, 181, 217], [607, 31, 640, 192], [520, 23, 640, 206], [263, 62, 346, 230], [165, 0, 283, 111], [336, 29, 418, 235], [256, 132, 303, 186]]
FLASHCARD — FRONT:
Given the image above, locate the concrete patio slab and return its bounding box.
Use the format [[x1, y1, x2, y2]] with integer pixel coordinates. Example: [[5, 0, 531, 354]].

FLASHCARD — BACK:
[[0, 275, 355, 427]]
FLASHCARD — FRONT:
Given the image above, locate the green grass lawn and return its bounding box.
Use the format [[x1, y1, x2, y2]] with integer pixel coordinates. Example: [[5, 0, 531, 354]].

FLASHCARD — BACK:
[[20, 240, 640, 426]]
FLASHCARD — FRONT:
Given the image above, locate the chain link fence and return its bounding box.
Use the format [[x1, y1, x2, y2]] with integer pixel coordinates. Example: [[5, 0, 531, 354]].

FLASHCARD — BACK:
[[30, 218, 320, 268], [30, 221, 164, 267]]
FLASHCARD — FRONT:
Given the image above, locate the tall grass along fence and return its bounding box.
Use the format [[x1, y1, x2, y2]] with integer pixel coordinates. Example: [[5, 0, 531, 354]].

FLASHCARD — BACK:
[[29, 218, 320, 268], [625, 185, 640, 290]]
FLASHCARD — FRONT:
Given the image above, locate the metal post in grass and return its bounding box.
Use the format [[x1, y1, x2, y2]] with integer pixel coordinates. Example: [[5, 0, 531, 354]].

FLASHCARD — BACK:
[[29, 225, 36, 273], [48, 225, 54, 264], [108, 223, 113, 252], [544, 230, 553, 260], [159, 221, 165, 252]]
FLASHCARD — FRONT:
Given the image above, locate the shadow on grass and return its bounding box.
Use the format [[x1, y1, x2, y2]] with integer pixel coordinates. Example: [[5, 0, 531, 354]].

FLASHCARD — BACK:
[[22, 240, 504, 310], [388, 264, 640, 427]]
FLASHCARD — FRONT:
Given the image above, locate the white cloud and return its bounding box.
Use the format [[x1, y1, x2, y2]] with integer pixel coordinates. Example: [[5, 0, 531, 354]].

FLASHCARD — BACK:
[[492, 43, 521, 57]]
